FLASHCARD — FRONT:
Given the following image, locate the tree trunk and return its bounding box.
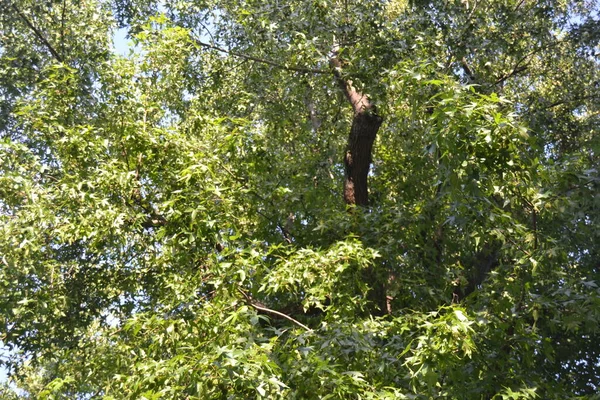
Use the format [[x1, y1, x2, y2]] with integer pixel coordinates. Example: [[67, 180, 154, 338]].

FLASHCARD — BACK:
[[330, 54, 383, 206], [330, 52, 386, 314], [344, 111, 383, 206]]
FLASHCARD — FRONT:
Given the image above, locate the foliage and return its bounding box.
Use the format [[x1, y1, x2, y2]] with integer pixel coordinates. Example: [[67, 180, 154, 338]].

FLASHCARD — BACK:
[[1, 0, 599, 398]]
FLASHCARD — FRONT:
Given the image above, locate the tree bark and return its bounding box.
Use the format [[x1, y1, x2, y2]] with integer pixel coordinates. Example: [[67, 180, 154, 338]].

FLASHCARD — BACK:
[[344, 112, 383, 206], [330, 52, 387, 314], [330, 55, 383, 206]]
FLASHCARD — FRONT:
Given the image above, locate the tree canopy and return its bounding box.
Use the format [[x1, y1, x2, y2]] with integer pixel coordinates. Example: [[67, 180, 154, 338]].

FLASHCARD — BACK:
[[1, 0, 599, 398]]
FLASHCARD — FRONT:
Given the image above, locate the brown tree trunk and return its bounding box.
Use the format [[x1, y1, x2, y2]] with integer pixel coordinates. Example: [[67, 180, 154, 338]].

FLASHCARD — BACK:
[[344, 111, 383, 206], [330, 54, 383, 206], [330, 53, 387, 314]]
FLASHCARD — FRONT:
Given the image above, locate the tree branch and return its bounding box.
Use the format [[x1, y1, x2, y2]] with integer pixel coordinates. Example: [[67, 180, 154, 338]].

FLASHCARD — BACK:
[[329, 50, 375, 114], [191, 37, 328, 75], [495, 64, 528, 86], [460, 57, 476, 82], [11, 2, 63, 63], [237, 288, 312, 331], [543, 93, 600, 110]]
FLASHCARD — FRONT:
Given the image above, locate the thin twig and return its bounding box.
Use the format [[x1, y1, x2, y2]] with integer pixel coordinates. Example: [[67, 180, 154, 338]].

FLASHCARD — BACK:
[[495, 41, 563, 86], [544, 93, 600, 110], [513, 0, 526, 12], [507, 238, 532, 258], [197, 19, 217, 44], [238, 288, 313, 331], [192, 37, 328, 75], [467, 0, 480, 21]]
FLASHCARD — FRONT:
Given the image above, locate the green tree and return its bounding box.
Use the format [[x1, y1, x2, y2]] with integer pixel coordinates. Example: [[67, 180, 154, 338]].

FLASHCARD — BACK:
[[1, 0, 599, 398]]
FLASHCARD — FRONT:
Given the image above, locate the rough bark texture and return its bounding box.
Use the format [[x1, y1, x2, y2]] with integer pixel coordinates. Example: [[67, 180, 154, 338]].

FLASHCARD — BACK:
[[330, 55, 383, 206], [330, 53, 387, 314], [344, 112, 383, 206]]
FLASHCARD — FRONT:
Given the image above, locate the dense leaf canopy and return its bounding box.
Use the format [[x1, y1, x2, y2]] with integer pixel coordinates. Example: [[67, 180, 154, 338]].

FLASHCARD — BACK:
[[1, 0, 599, 398]]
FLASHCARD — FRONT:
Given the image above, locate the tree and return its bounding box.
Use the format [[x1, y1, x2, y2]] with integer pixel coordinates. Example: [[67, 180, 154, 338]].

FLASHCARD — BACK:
[[1, 0, 599, 398]]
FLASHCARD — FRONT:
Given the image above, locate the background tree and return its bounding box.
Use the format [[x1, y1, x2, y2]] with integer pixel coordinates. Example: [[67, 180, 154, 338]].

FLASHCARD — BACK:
[[0, 0, 599, 398]]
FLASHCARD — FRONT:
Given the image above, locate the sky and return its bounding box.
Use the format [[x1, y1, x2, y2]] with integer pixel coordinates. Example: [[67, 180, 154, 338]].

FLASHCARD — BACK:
[[113, 27, 134, 56], [0, 342, 7, 383]]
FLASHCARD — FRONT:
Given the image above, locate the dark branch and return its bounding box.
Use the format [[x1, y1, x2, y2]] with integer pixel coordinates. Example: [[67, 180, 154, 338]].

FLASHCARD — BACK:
[[513, 0, 526, 11], [329, 53, 375, 115], [141, 211, 167, 229], [544, 93, 600, 110], [11, 3, 63, 63], [237, 288, 312, 331], [495, 64, 528, 86], [192, 38, 328, 75], [460, 57, 476, 82]]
